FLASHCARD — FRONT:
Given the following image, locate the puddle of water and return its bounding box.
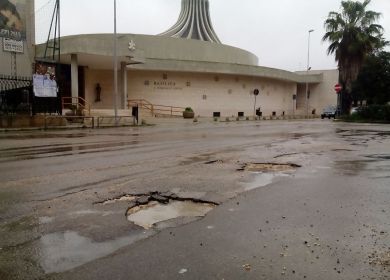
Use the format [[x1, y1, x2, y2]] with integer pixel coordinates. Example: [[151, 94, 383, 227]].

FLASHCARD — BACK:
[[39, 216, 54, 224], [127, 201, 215, 229], [239, 162, 298, 191], [0, 141, 140, 162], [39, 230, 153, 273], [0, 133, 88, 140], [241, 173, 276, 191]]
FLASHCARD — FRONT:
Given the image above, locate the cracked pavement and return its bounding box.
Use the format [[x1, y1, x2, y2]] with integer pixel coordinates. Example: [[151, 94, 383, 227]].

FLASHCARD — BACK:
[[0, 120, 389, 279]]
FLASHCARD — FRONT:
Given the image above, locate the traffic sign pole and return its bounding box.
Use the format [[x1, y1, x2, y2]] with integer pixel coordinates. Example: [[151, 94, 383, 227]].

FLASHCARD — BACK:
[[334, 84, 342, 116]]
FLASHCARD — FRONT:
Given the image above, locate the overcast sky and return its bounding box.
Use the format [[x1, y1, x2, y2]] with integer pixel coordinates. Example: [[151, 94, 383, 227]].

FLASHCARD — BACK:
[[35, 0, 390, 71]]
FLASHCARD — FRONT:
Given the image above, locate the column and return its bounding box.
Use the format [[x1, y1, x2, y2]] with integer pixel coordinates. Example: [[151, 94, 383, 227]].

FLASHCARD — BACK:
[[71, 54, 79, 99]]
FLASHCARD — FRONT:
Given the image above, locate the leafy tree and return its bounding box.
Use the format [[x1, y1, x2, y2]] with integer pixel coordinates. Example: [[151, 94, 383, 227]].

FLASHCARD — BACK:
[[323, 0, 386, 114], [352, 51, 390, 105]]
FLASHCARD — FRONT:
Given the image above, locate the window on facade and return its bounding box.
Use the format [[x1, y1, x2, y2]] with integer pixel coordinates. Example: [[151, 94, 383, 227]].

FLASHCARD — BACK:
[[163, 73, 168, 80], [202, 95, 207, 100]]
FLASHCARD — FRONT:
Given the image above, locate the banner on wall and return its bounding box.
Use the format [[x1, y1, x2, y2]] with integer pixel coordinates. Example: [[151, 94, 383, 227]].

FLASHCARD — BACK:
[[2, 37, 23, 52], [0, 0, 27, 40], [33, 63, 58, 97]]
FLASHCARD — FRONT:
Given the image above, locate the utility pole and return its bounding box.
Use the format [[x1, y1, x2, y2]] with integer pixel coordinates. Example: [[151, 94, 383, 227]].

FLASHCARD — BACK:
[[305, 29, 314, 117], [113, 0, 118, 125]]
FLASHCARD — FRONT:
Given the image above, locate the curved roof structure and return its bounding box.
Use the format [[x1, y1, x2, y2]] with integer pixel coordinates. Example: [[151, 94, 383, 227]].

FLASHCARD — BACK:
[[35, 34, 324, 84], [159, 0, 221, 43]]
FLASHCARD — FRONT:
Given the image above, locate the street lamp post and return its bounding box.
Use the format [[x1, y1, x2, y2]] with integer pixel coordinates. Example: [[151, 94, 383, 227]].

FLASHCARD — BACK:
[[113, 0, 118, 125], [253, 89, 259, 119], [305, 29, 314, 117]]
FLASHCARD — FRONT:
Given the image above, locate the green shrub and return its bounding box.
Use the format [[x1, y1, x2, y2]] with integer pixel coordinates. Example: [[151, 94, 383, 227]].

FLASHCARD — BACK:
[[344, 105, 390, 122], [359, 105, 390, 121], [184, 107, 193, 112]]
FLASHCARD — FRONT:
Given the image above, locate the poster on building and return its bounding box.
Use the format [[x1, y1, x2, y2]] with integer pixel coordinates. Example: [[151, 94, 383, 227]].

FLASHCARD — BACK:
[[3, 37, 23, 52], [0, 0, 26, 40], [33, 63, 58, 97]]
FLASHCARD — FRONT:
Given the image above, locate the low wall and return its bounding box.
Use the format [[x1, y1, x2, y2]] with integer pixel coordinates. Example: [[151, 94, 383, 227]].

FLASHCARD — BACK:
[[0, 116, 66, 128]]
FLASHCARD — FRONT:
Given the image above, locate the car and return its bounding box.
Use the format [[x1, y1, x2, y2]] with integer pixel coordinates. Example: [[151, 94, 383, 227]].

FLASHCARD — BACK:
[[350, 107, 363, 114], [321, 105, 337, 119]]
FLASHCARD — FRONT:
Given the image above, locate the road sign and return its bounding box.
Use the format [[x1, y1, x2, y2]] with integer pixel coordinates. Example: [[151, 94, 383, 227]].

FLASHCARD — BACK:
[[334, 84, 342, 93]]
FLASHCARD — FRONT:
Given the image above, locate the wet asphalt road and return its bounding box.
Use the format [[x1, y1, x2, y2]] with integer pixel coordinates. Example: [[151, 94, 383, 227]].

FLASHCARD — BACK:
[[0, 120, 389, 280]]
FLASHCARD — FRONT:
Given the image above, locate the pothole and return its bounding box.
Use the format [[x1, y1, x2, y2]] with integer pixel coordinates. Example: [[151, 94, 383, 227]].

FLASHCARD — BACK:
[[239, 162, 301, 172], [238, 162, 300, 191], [127, 201, 215, 229], [98, 192, 218, 229]]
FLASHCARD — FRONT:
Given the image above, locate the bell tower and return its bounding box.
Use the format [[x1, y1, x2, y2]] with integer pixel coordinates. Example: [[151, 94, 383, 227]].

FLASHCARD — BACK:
[[159, 0, 221, 43]]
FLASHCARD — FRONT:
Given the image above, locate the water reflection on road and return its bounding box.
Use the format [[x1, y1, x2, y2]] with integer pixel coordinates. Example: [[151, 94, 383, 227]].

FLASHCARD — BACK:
[[39, 230, 154, 273]]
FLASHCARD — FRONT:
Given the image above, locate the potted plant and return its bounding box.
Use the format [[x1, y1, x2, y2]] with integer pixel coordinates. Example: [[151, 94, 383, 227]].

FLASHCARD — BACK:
[[183, 107, 195, 119], [65, 105, 84, 123]]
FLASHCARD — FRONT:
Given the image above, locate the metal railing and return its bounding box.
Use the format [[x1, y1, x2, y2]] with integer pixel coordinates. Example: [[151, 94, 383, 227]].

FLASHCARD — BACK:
[[62, 96, 91, 116], [128, 99, 185, 117], [0, 75, 32, 92]]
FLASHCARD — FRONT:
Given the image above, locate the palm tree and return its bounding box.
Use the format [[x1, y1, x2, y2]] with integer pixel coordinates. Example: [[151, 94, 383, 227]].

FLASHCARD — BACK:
[[323, 0, 385, 114]]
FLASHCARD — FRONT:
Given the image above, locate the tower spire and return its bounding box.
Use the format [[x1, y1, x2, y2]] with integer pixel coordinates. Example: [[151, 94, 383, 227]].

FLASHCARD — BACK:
[[159, 0, 221, 44]]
